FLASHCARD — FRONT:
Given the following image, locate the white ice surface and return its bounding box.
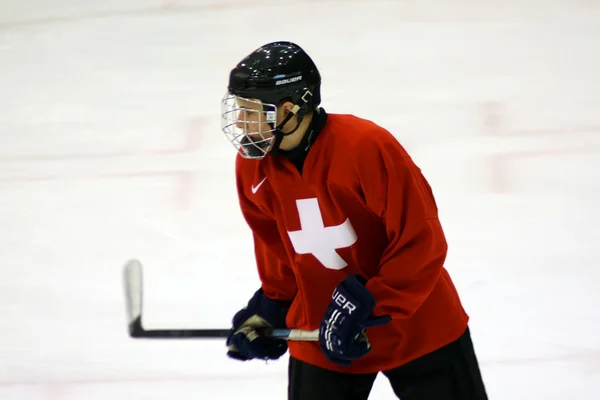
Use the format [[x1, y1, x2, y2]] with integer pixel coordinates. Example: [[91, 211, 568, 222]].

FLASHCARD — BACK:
[[1, 0, 599, 398]]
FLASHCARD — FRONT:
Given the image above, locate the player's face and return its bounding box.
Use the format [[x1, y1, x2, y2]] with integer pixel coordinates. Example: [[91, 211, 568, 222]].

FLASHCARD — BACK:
[[235, 98, 274, 141], [221, 94, 278, 159]]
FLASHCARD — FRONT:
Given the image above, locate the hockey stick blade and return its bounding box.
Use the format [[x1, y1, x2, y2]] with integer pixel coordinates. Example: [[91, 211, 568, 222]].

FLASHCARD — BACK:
[[123, 259, 144, 336], [122, 259, 318, 341]]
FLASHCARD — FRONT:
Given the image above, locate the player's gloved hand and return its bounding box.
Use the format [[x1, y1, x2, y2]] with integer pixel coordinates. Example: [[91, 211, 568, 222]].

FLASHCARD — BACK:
[[319, 275, 391, 366], [226, 288, 289, 361]]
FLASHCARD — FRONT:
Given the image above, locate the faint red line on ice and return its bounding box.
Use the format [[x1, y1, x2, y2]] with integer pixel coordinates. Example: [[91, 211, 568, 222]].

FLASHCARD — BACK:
[[0, 170, 185, 182], [487, 145, 600, 193], [0, 170, 196, 211], [496, 126, 600, 137], [480, 101, 600, 193], [0, 117, 206, 210], [480, 101, 600, 137], [175, 171, 194, 210], [0, 117, 206, 163]]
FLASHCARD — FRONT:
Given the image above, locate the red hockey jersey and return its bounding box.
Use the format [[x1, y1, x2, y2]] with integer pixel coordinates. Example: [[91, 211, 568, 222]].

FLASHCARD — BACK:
[[235, 113, 469, 374]]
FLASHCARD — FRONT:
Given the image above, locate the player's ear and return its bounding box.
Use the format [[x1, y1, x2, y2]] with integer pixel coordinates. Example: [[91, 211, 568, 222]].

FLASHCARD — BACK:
[[280, 101, 295, 117]]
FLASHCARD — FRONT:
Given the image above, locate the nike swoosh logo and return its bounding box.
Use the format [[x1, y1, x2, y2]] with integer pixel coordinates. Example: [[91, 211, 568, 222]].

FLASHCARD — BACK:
[[251, 177, 267, 194]]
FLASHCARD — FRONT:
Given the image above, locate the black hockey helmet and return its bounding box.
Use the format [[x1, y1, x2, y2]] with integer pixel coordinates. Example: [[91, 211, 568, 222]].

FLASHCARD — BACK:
[[228, 41, 321, 110], [222, 42, 322, 159]]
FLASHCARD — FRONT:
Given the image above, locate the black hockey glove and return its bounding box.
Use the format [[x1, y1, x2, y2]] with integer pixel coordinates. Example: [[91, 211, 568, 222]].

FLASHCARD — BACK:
[[319, 275, 391, 366], [226, 289, 289, 361]]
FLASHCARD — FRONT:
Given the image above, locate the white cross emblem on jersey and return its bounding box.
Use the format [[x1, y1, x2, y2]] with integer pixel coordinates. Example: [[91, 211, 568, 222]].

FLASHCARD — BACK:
[[287, 198, 357, 270]]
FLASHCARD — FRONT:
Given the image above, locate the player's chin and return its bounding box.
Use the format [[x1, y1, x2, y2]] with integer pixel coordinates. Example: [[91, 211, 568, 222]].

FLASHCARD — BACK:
[[240, 135, 274, 157]]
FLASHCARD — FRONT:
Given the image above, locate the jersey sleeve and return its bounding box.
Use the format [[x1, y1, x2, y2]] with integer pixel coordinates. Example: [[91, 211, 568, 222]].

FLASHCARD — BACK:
[[236, 160, 297, 303], [354, 131, 448, 320]]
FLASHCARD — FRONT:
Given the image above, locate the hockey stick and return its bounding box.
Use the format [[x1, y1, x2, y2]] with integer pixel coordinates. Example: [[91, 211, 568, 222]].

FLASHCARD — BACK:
[[123, 259, 319, 341]]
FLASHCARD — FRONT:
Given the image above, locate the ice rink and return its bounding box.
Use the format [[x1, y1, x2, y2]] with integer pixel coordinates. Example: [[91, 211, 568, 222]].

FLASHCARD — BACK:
[[1, 0, 599, 398]]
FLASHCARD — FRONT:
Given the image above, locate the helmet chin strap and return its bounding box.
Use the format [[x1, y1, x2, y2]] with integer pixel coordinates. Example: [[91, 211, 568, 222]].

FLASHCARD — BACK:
[[269, 104, 306, 156]]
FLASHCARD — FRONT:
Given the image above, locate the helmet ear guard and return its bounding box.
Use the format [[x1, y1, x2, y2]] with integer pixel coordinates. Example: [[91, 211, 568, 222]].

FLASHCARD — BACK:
[[273, 89, 313, 134], [267, 89, 313, 156]]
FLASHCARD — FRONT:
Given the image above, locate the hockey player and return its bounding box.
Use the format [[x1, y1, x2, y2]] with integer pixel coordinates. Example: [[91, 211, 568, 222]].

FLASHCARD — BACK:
[[221, 41, 488, 400]]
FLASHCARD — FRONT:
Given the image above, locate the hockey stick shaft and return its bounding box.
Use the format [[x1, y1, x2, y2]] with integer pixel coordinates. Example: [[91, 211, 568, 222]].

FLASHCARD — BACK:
[[123, 259, 319, 341], [128, 315, 316, 340]]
